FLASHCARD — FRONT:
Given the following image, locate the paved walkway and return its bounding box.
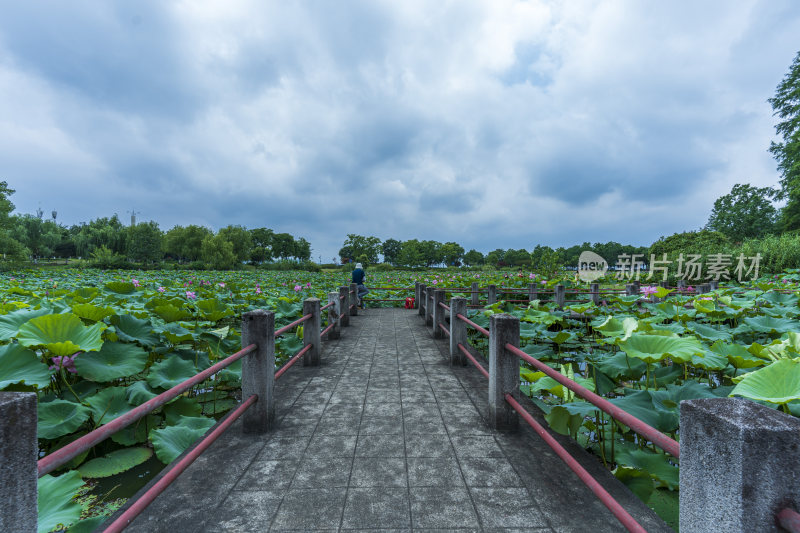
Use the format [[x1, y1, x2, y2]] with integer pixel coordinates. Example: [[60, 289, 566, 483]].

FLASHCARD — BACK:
[[118, 308, 672, 532]]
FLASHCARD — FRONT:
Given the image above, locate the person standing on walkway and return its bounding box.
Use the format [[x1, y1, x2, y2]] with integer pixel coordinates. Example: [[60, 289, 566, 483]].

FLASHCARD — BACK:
[[352, 262, 368, 308]]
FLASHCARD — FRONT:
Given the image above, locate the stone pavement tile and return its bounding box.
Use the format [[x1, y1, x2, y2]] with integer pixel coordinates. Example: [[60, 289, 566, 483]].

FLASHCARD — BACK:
[[202, 490, 283, 532], [233, 460, 299, 490], [292, 456, 353, 488], [405, 433, 455, 457], [355, 434, 406, 457], [451, 435, 505, 458], [402, 402, 443, 418], [330, 391, 367, 403], [288, 402, 326, 417], [409, 486, 480, 529], [294, 390, 333, 404], [315, 414, 361, 435], [459, 457, 525, 487], [404, 414, 448, 435], [363, 402, 403, 417], [341, 487, 411, 529], [407, 456, 465, 487], [438, 400, 482, 418], [443, 413, 492, 436], [432, 388, 471, 403], [470, 487, 549, 528], [360, 415, 404, 435], [270, 487, 347, 530], [366, 389, 401, 402], [305, 435, 357, 457], [428, 377, 463, 390], [277, 415, 320, 436], [401, 390, 436, 402], [257, 436, 310, 461], [350, 457, 407, 487]]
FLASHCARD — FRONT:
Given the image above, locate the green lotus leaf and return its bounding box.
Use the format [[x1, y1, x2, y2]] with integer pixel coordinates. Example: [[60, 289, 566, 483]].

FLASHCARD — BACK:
[[710, 341, 765, 369], [147, 356, 197, 390], [593, 316, 638, 340], [149, 416, 216, 464], [69, 287, 100, 302], [110, 314, 160, 346], [0, 343, 53, 389], [85, 386, 134, 425], [594, 351, 647, 380], [17, 313, 104, 356], [544, 405, 584, 437], [275, 299, 303, 320], [692, 350, 728, 370], [111, 414, 162, 446], [126, 381, 159, 405], [618, 334, 704, 364], [154, 303, 191, 323], [609, 390, 679, 433], [759, 291, 799, 307], [74, 341, 148, 382], [521, 343, 555, 361], [70, 303, 115, 323], [276, 334, 304, 356], [519, 322, 546, 339], [522, 308, 561, 326], [38, 471, 84, 533], [38, 399, 91, 439], [614, 467, 654, 502], [686, 322, 732, 343], [104, 281, 135, 294], [162, 396, 203, 424], [0, 307, 52, 341], [743, 316, 800, 334], [731, 358, 800, 405], [693, 299, 716, 314], [158, 322, 194, 344], [65, 516, 107, 533], [195, 298, 234, 322], [77, 447, 153, 478]]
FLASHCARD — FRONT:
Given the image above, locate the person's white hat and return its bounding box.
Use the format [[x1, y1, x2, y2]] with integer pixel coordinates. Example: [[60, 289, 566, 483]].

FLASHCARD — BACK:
[[356, 263, 363, 269]]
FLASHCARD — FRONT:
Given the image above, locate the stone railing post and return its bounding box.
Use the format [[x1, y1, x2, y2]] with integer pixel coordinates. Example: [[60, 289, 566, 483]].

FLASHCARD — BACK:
[[338, 286, 350, 327], [625, 283, 636, 296], [418, 283, 427, 317], [471, 282, 480, 306], [414, 282, 420, 309], [425, 286, 434, 327], [528, 282, 538, 302], [709, 280, 719, 290], [432, 289, 446, 339], [488, 314, 520, 430], [632, 280, 641, 293], [303, 298, 321, 366], [677, 279, 687, 290], [590, 282, 599, 305], [450, 297, 467, 365], [0, 392, 37, 532], [487, 284, 497, 305], [554, 284, 565, 309], [679, 398, 800, 532], [350, 283, 358, 316], [241, 310, 275, 434], [326, 292, 340, 339], [697, 283, 711, 295]]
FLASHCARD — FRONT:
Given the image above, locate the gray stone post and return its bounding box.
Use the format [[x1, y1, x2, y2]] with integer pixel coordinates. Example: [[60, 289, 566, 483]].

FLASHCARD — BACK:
[[488, 314, 520, 430], [679, 398, 800, 533], [632, 280, 641, 293], [414, 282, 420, 309], [241, 310, 275, 434], [554, 284, 565, 309], [303, 298, 321, 366], [418, 283, 427, 317], [432, 289, 446, 339], [0, 392, 37, 533], [326, 292, 340, 340], [677, 279, 687, 290], [709, 280, 719, 290], [590, 283, 599, 304], [697, 283, 711, 295], [350, 283, 358, 316], [528, 282, 538, 303], [450, 297, 467, 365], [625, 283, 636, 296], [425, 286, 434, 327], [471, 282, 480, 306], [487, 284, 497, 305], [339, 286, 350, 327]]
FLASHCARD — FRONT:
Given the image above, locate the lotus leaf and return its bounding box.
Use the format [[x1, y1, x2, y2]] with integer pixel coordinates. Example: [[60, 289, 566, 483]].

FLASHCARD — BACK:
[[104, 281, 136, 294], [17, 313, 104, 356], [70, 303, 115, 322], [687, 322, 732, 342], [593, 316, 638, 340], [126, 381, 159, 405], [147, 356, 197, 389], [522, 308, 561, 326], [594, 352, 647, 380], [519, 322, 545, 339], [0, 343, 53, 389], [742, 316, 800, 334], [85, 386, 134, 425], [759, 291, 799, 306], [77, 447, 153, 478], [521, 343, 554, 360], [692, 350, 728, 370], [731, 358, 800, 405], [277, 334, 304, 355], [38, 399, 91, 439], [162, 396, 203, 423], [74, 341, 148, 382], [159, 322, 194, 344], [195, 298, 234, 322], [544, 405, 584, 437], [609, 390, 679, 433], [0, 307, 52, 341], [111, 314, 160, 346], [709, 341, 765, 369], [37, 471, 84, 533], [618, 334, 704, 363], [111, 414, 162, 446], [693, 299, 716, 314], [154, 303, 191, 323], [149, 416, 216, 463], [66, 516, 107, 533], [614, 467, 654, 502]]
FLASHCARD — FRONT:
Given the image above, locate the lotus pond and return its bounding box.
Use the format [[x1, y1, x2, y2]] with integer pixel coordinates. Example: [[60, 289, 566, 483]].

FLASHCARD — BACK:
[[2, 268, 799, 531]]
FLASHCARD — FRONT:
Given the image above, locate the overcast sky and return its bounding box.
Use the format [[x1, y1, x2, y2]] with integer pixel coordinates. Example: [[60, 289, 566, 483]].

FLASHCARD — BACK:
[[1, 1, 799, 262]]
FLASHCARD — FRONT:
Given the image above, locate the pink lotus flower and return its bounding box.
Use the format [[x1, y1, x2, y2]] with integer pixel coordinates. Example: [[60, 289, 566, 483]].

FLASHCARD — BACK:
[[219, 282, 225, 288], [432, 280, 438, 285], [294, 285, 302, 292], [132, 279, 140, 287], [256, 287, 262, 294], [158, 286, 166, 293], [529, 273, 536, 279], [640, 286, 658, 297], [306, 282, 312, 288], [186, 291, 197, 299], [50, 354, 77, 374]]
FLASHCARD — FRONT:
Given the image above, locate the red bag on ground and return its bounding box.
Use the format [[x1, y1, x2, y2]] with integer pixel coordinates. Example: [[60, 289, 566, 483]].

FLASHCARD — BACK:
[[404, 297, 415, 309]]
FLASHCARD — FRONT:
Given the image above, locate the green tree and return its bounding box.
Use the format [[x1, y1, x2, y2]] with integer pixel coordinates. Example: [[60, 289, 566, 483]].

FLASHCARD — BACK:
[[250, 228, 274, 263], [293, 237, 311, 262], [201, 234, 237, 270], [381, 238, 402, 265], [649, 230, 730, 259], [441, 242, 465, 266], [162, 225, 186, 260], [531, 245, 563, 275], [271, 233, 295, 260], [504, 248, 531, 267], [339, 234, 382, 264], [0, 182, 28, 261], [397, 239, 424, 267], [769, 51, 800, 200], [486, 249, 505, 266], [705, 183, 778, 240], [218, 225, 252, 263], [463, 249, 484, 266], [127, 221, 163, 264]]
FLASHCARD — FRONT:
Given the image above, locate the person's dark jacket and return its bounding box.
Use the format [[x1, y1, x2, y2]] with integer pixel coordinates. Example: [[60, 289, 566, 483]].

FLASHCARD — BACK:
[[352, 268, 365, 284]]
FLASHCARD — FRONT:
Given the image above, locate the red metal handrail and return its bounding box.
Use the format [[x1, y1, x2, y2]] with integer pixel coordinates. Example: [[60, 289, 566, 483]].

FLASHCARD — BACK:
[[505, 394, 647, 533], [504, 343, 680, 457], [778, 508, 800, 533], [275, 313, 313, 337], [458, 343, 489, 379], [102, 394, 258, 533], [321, 321, 337, 337], [364, 287, 414, 290], [275, 344, 313, 380], [321, 301, 334, 311], [456, 313, 490, 337], [438, 323, 450, 337], [438, 301, 450, 311], [37, 344, 258, 477]]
